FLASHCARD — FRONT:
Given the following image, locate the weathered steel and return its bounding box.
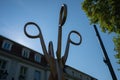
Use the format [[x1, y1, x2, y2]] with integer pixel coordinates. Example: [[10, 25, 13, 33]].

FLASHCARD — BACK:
[[24, 4, 82, 80]]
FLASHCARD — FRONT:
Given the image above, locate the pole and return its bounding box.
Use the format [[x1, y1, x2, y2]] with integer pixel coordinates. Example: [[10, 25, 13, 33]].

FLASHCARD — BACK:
[[93, 25, 117, 80]]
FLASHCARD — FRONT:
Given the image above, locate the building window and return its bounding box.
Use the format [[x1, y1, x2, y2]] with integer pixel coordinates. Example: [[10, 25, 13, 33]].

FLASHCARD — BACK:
[[19, 66, 28, 80], [22, 48, 30, 58], [86, 77, 90, 80], [34, 54, 41, 63], [34, 70, 41, 80], [72, 71, 74, 76], [80, 74, 82, 79], [0, 59, 7, 69], [2, 40, 13, 51], [0, 59, 8, 79]]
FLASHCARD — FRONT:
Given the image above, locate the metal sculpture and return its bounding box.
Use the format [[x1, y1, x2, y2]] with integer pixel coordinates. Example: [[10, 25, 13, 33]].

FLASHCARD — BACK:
[[24, 4, 82, 80]]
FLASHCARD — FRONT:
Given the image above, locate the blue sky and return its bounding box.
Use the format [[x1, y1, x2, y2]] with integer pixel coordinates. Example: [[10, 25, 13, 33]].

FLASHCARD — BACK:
[[0, 0, 120, 80]]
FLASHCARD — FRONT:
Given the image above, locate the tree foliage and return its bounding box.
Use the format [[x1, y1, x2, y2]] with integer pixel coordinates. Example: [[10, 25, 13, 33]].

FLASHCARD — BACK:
[[113, 35, 120, 64], [82, 0, 120, 64]]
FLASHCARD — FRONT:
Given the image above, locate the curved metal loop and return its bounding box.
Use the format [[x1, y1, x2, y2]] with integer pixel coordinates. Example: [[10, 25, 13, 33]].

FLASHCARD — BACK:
[[59, 4, 67, 27], [24, 22, 48, 58], [56, 4, 67, 60], [24, 22, 41, 38], [68, 30, 82, 45], [62, 30, 82, 65]]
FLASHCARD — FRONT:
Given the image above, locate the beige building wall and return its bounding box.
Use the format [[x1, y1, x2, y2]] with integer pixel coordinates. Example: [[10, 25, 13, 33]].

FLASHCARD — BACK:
[[0, 54, 48, 80], [0, 35, 97, 80]]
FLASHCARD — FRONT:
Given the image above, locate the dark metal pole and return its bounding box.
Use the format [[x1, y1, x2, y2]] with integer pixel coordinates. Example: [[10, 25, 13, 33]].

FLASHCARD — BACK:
[[93, 25, 117, 80]]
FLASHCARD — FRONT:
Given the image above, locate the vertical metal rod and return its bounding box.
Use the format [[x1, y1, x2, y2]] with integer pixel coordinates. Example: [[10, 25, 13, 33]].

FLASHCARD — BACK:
[[93, 25, 117, 80]]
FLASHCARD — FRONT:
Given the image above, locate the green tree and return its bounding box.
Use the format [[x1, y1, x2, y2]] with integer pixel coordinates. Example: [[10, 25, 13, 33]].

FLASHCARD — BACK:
[[82, 0, 120, 64], [113, 35, 120, 64]]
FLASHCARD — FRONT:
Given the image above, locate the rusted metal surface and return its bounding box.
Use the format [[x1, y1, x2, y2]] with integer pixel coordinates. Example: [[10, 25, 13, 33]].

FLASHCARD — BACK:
[[24, 4, 82, 80]]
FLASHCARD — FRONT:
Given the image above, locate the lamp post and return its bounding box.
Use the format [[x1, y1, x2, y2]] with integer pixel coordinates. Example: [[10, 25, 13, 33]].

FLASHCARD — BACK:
[[93, 25, 117, 80]]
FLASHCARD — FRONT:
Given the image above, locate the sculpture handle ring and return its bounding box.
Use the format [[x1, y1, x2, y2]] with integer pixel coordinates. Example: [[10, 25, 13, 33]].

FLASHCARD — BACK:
[[59, 4, 67, 27], [68, 30, 82, 45], [24, 22, 41, 38]]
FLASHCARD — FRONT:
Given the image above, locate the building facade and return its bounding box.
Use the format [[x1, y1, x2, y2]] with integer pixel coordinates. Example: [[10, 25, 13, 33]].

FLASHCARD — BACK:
[[0, 35, 97, 80]]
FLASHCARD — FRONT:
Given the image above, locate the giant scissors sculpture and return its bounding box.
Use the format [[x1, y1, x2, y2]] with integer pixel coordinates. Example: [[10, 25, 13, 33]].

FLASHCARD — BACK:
[[24, 4, 82, 80]]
